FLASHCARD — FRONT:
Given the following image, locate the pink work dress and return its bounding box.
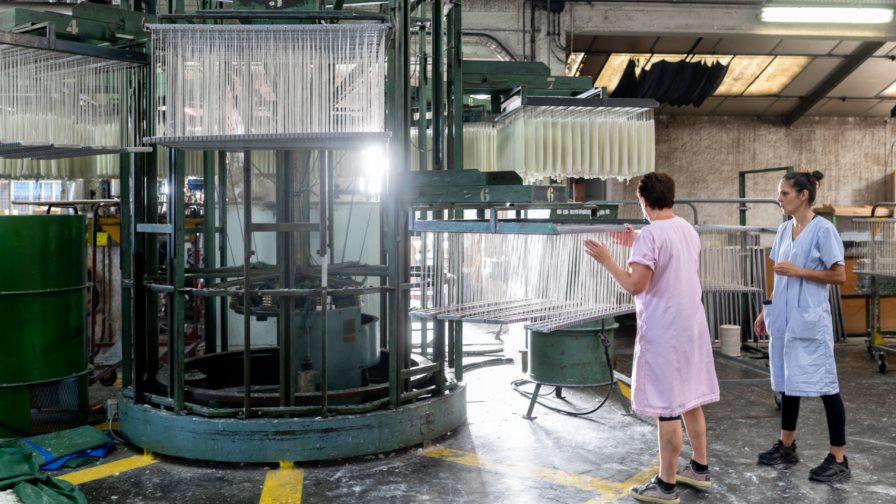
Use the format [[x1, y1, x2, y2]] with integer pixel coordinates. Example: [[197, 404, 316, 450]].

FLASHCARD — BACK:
[[627, 216, 720, 417]]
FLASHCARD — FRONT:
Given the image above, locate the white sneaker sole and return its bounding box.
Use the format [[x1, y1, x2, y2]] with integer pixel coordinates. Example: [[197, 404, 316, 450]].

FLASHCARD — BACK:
[[675, 474, 712, 490], [628, 487, 680, 504]]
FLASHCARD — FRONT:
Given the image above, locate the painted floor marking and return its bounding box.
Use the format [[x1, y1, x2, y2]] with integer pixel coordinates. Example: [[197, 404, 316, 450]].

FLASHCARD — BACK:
[[57, 453, 158, 485], [259, 461, 304, 504], [423, 445, 658, 502]]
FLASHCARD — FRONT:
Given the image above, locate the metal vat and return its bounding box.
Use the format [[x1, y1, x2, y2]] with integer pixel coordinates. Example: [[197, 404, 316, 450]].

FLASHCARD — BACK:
[[527, 319, 618, 386], [0, 215, 88, 437]]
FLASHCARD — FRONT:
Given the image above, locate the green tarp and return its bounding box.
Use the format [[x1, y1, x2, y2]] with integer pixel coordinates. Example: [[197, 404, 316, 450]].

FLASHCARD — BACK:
[[0, 448, 86, 504], [7, 427, 110, 467]]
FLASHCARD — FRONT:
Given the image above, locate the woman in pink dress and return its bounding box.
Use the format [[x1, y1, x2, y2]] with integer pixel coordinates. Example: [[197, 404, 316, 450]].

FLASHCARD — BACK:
[[585, 172, 720, 504]]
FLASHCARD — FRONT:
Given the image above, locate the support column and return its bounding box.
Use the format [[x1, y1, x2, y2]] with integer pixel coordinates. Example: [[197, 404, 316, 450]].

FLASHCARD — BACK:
[[203, 151, 217, 354]]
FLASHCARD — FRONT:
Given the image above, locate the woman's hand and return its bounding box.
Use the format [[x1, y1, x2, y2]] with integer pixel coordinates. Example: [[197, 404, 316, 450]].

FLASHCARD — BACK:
[[754, 312, 767, 337], [584, 239, 613, 265], [609, 224, 636, 247], [773, 261, 803, 277]]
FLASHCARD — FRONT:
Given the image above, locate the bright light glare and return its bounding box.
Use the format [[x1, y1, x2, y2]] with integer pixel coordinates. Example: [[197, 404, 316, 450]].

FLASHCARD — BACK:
[[760, 6, 894, 24], [361, 146, 388, 195]]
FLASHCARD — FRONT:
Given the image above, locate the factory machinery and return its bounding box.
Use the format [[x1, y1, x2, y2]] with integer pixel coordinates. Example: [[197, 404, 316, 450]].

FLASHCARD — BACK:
[[112, 2, 474, 462], [0, 0, 791, 457], [852, 202, 896, 372], [0, 3, 152, 438]]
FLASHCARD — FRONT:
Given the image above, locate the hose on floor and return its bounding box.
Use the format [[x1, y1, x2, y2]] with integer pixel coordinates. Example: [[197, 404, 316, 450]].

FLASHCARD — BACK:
[[107, 413, 126, 444], [462, 357, 515, 372], [510, 333, 616, 417]]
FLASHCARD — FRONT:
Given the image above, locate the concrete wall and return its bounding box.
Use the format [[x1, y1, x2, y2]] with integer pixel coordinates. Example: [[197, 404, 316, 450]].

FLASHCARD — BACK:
[[608, 116, 896, 226], [462, 0, 569, 74]]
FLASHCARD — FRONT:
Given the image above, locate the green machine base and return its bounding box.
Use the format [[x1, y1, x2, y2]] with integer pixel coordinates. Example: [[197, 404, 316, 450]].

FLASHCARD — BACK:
[[523, 320, 618, 419], [118, 384, 466, 462]]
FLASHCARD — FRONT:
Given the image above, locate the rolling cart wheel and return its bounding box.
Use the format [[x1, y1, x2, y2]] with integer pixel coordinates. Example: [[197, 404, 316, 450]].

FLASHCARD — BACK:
[[773, 391, 783, 410], [877, 354, 887, 374], [865, 340, 874, 358], [99, 370, 118, 387]]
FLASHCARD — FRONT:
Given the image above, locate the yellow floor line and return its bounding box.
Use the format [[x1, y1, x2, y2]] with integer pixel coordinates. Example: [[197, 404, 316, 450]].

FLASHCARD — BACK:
[[259, 462, 304, 504], [423, 446, 658, 502], [616, 381, 631, 400], [57, 453, 158, 486]]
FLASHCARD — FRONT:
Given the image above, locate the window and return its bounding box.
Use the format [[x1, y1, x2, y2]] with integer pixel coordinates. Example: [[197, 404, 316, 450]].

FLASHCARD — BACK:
[[0, 181, 9, 214], [11, 180, 62, 214]]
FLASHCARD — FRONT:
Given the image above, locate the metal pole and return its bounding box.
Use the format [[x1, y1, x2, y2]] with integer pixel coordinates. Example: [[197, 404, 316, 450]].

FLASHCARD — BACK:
[[218, 153, 229, 352], [446, 1, 463, 171], [319, 150, 330, 416], [277, 150, 296, 407], [120, 152, 133, 387], [167, 148, 187, 410], [242, 151, 253, 418], [203, 151, 217, 353], [431, 0, 443, 171]]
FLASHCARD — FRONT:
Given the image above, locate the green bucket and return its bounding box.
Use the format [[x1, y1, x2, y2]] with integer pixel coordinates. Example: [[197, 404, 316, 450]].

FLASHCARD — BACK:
[[527, 319, 617, 387]]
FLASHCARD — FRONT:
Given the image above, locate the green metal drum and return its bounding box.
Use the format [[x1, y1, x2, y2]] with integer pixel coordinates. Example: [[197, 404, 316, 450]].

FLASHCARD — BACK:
[[527, 319, 618, 387], [292, 308, 380, 390], [0, 215, 88, 437]]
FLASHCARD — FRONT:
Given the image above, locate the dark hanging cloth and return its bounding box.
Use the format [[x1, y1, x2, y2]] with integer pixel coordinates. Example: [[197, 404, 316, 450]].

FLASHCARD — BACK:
[[610, 59, 640, 98], [684, 62, 713, 107], [661, 60, 698, 106], [637, 60, 673, 102], [694, 62, 729, 107], [622, 58, 729, 107], [667, 60, 700, 106]]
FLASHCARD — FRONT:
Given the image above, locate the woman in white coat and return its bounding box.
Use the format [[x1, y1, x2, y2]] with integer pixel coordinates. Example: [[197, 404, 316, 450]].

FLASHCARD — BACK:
[[753, 170, 849, 482]]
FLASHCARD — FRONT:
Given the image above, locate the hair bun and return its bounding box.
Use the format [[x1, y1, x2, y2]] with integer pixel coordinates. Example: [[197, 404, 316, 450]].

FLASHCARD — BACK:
[[810, 170, 824, 182]]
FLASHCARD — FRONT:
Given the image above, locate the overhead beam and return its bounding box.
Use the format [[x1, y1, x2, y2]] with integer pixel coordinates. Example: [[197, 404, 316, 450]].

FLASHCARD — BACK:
[[564, 2, 896, 39], [0, 29, 148, 64], [784, 41, 884, 127]]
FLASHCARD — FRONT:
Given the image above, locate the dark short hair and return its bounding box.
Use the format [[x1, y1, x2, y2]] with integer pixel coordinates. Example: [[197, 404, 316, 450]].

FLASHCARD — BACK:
[[637, 172, 675, 210], [782, 170, 824, 205]]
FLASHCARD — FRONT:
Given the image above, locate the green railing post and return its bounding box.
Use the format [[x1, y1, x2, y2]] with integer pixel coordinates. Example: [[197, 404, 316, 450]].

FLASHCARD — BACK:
[[203, 151, 217, 354]]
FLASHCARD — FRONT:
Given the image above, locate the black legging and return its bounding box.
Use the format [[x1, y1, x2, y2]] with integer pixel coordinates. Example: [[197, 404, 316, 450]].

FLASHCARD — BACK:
[[780, 392, 846, 447]]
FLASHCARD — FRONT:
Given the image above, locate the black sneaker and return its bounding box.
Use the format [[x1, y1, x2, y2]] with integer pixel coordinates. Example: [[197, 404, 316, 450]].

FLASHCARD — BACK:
[[809, 454, 851, 482], [757, 440, 799, 465]]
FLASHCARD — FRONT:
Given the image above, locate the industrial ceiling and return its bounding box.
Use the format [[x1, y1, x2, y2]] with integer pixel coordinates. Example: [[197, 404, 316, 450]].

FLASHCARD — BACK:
[[562, 0, 896, 122]]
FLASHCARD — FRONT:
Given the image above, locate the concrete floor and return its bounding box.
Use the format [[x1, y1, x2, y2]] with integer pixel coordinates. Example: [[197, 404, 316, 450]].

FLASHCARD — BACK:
[[69, 319, 896, 503]]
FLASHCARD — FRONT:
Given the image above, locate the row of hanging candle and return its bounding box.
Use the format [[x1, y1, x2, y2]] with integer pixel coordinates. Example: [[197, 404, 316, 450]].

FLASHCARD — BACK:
[[494, 106, 655, 182], [407, 108, 653, 181], [0, 44, 139, 148], [149, 24, 388, 139]]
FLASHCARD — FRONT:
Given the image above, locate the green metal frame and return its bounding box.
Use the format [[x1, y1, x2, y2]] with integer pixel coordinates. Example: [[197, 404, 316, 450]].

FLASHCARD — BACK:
[[738, 166, 794, 226], [0, 4, 153, 47], [117, 0, 467, 462]]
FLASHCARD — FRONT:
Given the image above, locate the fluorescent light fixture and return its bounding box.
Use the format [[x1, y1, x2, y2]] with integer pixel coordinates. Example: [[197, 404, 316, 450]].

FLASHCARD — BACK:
[[761, 6, 894, 24]]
